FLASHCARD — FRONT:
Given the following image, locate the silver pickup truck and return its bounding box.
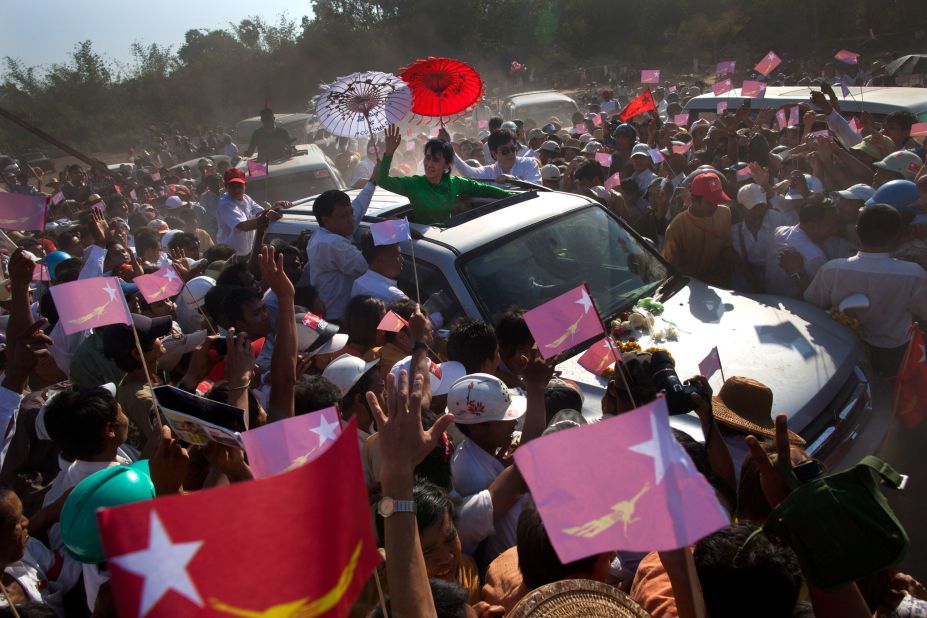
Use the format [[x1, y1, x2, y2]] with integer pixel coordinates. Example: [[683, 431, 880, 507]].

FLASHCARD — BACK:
[[267, 186, 876, 471]]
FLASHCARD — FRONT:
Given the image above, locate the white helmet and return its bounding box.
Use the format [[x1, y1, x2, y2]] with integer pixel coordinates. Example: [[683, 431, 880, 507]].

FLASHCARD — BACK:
[[179, 276, 215, 309]]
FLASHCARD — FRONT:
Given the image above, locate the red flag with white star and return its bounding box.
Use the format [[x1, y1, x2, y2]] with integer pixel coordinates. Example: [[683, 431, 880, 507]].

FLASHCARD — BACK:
[[618, 90, 657, 122], [97, 419, 378, 617], [895, 328, 927, 429]]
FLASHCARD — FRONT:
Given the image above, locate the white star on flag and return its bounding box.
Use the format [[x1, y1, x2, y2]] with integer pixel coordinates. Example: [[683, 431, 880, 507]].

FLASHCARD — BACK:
[[110, 511, 204, 616], [629, 408, 692, 484], [311, 415, 340, 446], [103, 282, 118, 303], [164, 268, 179, 284], [576, 288, 593, 314]]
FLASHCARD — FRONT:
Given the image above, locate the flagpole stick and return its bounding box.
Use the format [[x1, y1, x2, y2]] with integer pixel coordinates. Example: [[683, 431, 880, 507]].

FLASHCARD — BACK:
[[408, 239, 421, 305], [130, 321, 165, 428], [880, 323, 919, 452], [0, 581, 21, 618], [365, 114, 380, 159], [373, 569, 389, 618], [587, 288, 637, 409]]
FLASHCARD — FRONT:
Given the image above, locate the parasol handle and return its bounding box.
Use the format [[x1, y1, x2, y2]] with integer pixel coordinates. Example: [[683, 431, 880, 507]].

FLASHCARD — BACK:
[[364, 113, 380, 159]]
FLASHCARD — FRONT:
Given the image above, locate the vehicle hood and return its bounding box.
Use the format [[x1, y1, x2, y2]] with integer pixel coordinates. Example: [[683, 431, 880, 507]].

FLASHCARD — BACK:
[[557, 280, 860, 433]]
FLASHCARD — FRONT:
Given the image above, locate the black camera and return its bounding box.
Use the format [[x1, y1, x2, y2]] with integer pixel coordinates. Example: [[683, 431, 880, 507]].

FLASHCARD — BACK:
[[649, 351, 710, 415]]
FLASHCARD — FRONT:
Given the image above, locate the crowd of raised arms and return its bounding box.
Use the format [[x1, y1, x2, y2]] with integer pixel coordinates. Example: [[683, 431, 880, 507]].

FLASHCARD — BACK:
[[0, 53, 924, 618]]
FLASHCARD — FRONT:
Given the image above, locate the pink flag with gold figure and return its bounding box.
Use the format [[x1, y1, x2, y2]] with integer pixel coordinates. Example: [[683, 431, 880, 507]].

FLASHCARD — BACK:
[[241, 407, 342, 478], [134, 265, 184, 303], [514, 397, 728, 562], [50, 277, 132, 336], [524, 284, 603, 361]]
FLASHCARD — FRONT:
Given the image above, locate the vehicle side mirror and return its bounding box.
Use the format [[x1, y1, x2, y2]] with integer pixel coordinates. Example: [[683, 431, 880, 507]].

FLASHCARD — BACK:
[[838, 293, 870, 313]]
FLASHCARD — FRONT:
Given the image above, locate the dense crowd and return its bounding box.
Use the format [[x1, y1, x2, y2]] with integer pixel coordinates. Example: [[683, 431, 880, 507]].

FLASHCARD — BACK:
[[0, 57, 924, 618]]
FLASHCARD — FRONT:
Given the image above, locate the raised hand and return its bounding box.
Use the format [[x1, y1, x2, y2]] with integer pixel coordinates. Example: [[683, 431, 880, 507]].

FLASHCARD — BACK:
[[257, 245, 294, 299], [384, 125, 402, 156]]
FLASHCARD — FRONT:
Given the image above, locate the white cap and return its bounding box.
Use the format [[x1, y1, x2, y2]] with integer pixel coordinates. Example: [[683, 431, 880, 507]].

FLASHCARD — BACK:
[[161, 229, 180, 250], [322, 354, 380, 398], [179, 276, 215, 309], [164, 195, 185, 209], [446, 373, 527, 425], [737, 183, 767, 210], [834, 183, 876, 202], [581, 141, 603, 154], [477, 130, 491, 140], [296, 312, 348, 358], [579, 133, 594, 144], [541, 164, 561, 181], [631, 143, 651, 158], [389, 356, 467, 397], [873, 150, 923, 181]]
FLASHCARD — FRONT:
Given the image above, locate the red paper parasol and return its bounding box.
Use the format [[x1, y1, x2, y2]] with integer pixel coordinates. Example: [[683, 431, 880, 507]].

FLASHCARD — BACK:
[[399, 57, 483, 121]]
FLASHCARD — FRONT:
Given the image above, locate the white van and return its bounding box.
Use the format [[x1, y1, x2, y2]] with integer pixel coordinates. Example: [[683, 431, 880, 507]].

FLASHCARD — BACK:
[[684, 86, 927, 122]]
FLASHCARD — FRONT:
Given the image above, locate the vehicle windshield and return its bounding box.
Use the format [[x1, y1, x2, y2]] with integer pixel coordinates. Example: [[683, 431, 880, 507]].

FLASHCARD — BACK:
[[245, 169, 340, 203], [514, 102, 578, 125], [460, 206, 671, 323]]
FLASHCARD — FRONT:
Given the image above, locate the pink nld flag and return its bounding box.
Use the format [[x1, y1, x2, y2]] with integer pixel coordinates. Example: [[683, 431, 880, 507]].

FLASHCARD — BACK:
[[578, 338, 616, 376], [33, 264, 50, 282], [477, 119, 489, 128], [698, 346, 722, 379], [712, 79, 733, 96], [648, 148, 665, 164], [909, 122, 927, 137], [377, 310, 409, 333], [849, 117, 864, 133], [835, 49, 860, 65], [0, 192, 45, 231], [591, 114, 603, 127], [595, 152, 613, 167], [641, 70, 661, 84], [134, 265, 184, 303], [514, 397, 728, 562], [50, 191, 64, 206], [573, 123, 587, 134], [241, 407, 342, 479], [370, 217, 411, 246], [754, 50, 782, 77], [716, 101, 728, 115], [604, 171, 622, 192], [49, 277, 132, 336], [715, 60, 736, 75], [776, 109, 788, 130], [789, 106, 800, 127], [673, 113, 689, 126], [741, 80, 766, 98], [524, 284, 604, 361], [247, 160, 268, 177], [672, 142, 692, 155]]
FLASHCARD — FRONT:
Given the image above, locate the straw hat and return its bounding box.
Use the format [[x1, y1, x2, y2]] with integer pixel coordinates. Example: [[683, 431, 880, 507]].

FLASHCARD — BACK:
[[711, 376, 805, 446], [508, 579, 651, 618]]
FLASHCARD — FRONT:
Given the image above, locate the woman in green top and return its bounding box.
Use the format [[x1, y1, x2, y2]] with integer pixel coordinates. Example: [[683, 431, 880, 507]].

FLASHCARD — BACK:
[[377, 125, 512, 224]]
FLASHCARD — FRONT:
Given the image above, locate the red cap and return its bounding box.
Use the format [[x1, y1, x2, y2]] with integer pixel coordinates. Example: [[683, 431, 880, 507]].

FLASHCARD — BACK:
[[223, 168, 247, 185], [690, 172, 731, 204]]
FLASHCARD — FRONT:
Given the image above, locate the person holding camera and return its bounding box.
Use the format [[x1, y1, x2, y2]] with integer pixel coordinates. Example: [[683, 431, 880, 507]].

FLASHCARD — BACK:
[[600, 350, 735, 498]]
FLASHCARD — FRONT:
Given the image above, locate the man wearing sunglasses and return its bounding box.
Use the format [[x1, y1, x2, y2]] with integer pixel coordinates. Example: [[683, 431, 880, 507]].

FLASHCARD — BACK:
[[449, 129, 542, 184]]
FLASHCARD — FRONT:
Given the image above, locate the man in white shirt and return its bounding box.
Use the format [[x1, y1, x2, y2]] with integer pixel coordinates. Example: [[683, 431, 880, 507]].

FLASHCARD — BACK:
[[215, 168, 280, 256], [351, 230, 405, 303], [449, 373, 527, 565], [305, 182, 376, 321], [765, 197, 839, 298], [349, 144, 377, 189], [600, 89, 617, 112], [805, 204, 927, 373], [731, 183, 782, 292], [452, 129, 542, 184]]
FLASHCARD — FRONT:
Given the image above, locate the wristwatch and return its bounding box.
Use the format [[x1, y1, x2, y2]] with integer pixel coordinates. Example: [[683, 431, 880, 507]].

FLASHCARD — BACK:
[[377, 496, 416, 518], [412, 340, 428, 352]]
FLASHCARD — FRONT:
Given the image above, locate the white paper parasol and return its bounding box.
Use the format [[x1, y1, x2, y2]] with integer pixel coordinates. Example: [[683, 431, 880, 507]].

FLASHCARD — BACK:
[[313, 71, 412, 142]]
